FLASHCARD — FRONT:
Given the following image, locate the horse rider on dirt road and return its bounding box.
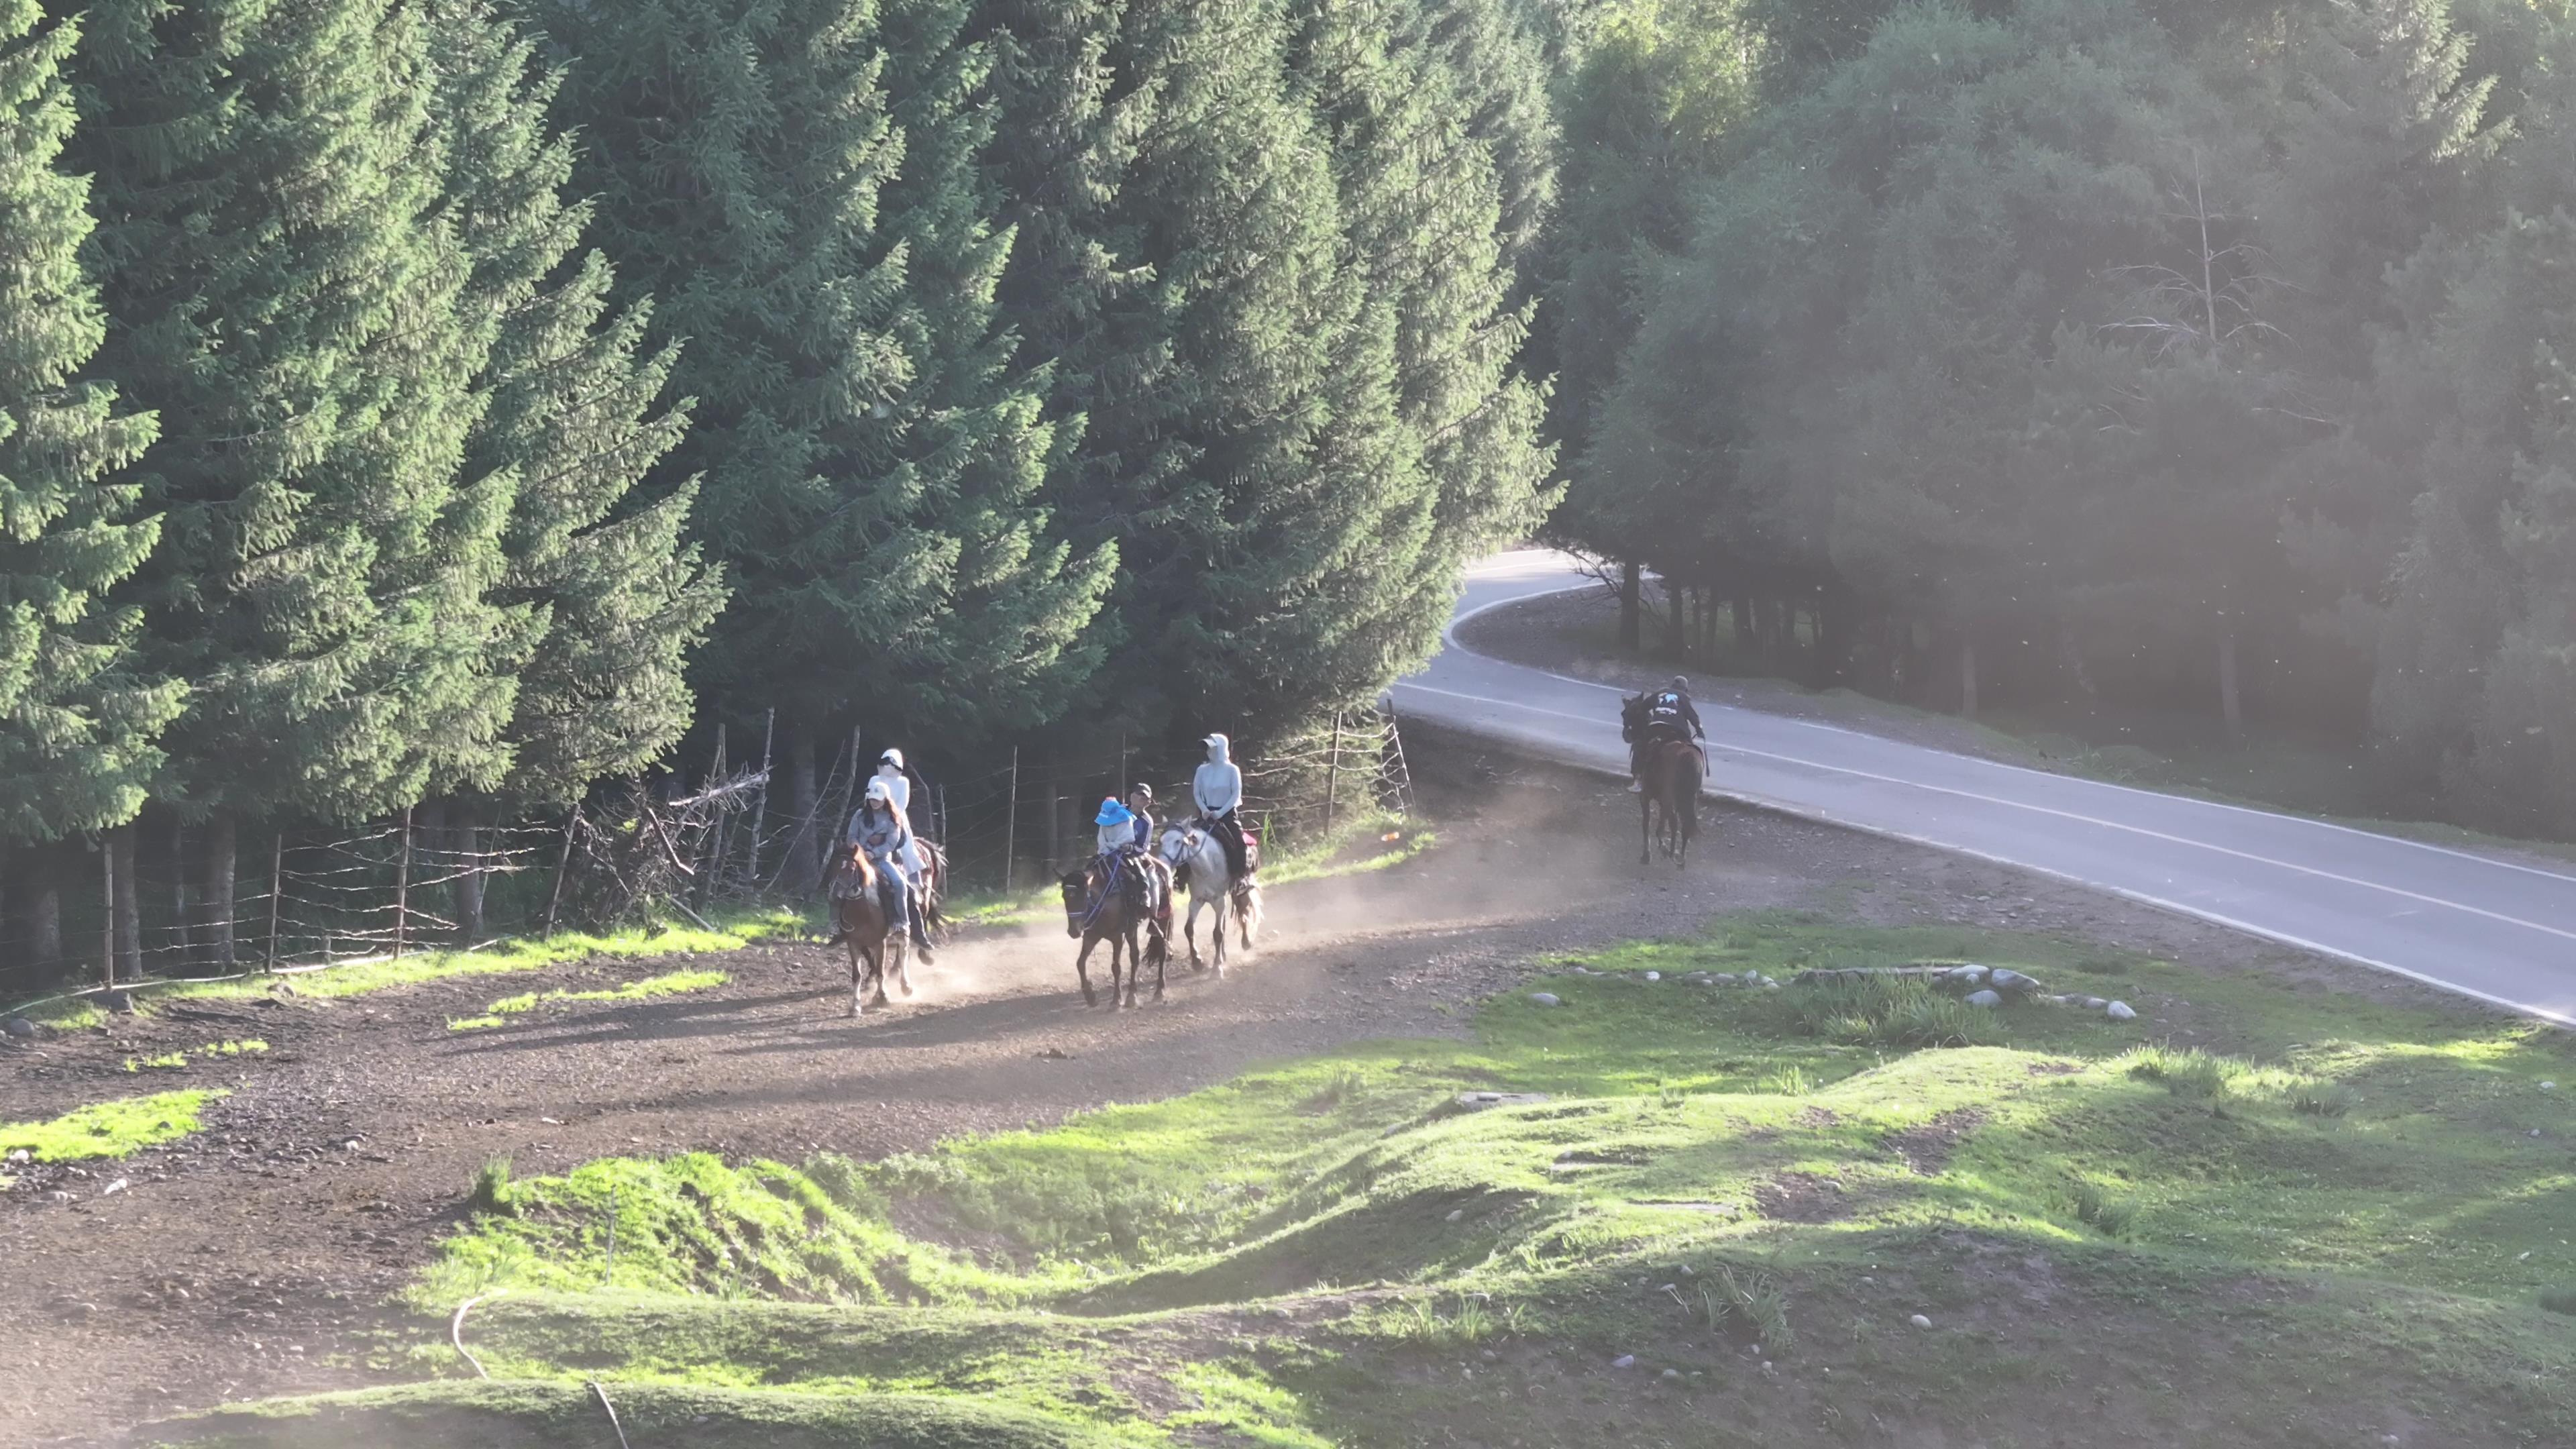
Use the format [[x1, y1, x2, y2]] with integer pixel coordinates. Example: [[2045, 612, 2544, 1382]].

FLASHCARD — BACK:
[[1627, 675, 1705, 792], [1193, 734, 1251, 884], [849, 777, 936, 962]]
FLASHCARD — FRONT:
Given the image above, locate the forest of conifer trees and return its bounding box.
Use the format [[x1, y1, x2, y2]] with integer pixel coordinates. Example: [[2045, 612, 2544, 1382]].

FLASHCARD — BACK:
[[11, 0, 2576, 986]]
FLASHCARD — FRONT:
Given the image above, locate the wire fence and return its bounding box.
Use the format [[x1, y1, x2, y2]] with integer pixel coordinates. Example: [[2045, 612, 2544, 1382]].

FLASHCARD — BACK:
[[0, 703, 1416, 1006]]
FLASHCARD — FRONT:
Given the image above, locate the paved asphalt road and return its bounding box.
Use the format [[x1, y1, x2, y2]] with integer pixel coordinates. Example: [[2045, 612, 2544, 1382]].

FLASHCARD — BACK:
[[1392, 550, 2576, 1027]]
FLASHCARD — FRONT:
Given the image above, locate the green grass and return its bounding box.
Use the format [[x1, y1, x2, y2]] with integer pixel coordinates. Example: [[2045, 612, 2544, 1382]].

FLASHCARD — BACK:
[[1, 1088, 223, 1161], [16, 906, 804, 1030], [123, 1038, 270, 1072], [447, 968, 729, 1030], [220, 913, 2576, 1446]]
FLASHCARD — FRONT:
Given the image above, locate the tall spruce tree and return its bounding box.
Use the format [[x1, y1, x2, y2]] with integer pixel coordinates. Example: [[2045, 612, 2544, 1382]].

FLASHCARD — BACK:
[[0, 0, 176, 852], [538, 0, 1114, 794], [70, 0, 522, 845], [428, 0, 722, 810]]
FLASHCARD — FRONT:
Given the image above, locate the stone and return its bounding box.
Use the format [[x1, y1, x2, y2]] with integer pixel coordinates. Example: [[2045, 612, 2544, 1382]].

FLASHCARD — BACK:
[[2542, 1081, 2557, 1091], [2084, 997, 2108, 1010], [3, 1017, 36, 1039], [1661, 1368, 1681, 1381], [107, 990, 136, 1014], [1948, 965, 1988, 985], [1611, 1354, 1637, 1369], [2105, 1000, 2138, 1021], [1445, 1208, 1464, 1223], [103, 1179, 128, 1196], [1964, 989, 2002, 1008], [1909, 1314, 1932, 1329], [1527, 992, 1562, 1008], [1643, 971, 1661, 982], [1453, 1091, 1550, 1112], [5, 1148, 28, 1165], [1988, 969, 2035, 994]]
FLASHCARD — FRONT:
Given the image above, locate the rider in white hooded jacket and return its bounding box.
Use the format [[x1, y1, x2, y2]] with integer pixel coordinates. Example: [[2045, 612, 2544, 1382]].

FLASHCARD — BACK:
[[1193, 733, 1249, 881]]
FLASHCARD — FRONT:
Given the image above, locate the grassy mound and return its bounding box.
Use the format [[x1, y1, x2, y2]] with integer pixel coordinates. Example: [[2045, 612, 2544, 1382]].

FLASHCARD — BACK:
[[260, 916, 2576, 1445], [135, 1381, 1126, 1449]]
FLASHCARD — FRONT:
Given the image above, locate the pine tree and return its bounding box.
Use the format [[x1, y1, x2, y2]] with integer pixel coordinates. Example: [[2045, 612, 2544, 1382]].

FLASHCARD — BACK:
[[426, 0, 722, 810], [70, 0, 520, 830], [538, 0, 1114, 773], [0, 0, 176, 849]]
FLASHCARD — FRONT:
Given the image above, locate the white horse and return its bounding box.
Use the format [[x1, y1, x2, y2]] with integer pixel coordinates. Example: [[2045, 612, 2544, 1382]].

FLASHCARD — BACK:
[[1157, 822, 1263, 975]]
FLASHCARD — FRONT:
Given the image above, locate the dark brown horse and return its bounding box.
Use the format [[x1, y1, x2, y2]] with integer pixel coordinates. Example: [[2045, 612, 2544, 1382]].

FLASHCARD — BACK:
[[1058, 856, 1170, 1008], [829, 842, 909, 1016], [1639, 737, 1704, 867]]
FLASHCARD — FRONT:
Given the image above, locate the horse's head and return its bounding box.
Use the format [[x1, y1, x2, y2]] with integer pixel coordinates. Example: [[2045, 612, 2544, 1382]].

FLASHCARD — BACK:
[[1621, 692, 1647, 729], [1058, 867, 1092, 938], [837, 839, 873, 885], [1156, 824, 1193, 865]]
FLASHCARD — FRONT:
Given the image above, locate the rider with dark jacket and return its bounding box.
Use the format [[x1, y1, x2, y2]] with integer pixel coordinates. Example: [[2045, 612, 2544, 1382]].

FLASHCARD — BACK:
[[1627, 675, 1705, 792]]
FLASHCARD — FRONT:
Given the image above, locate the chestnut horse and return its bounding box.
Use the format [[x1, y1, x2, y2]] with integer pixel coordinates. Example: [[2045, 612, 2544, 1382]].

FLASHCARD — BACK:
[[1058, 857, 1170, 1008], [829, 842, 910, 1016]]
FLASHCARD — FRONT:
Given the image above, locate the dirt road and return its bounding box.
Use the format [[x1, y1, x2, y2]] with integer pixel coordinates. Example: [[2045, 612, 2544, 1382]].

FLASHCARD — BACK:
[[0, 731, 2467, 1447]]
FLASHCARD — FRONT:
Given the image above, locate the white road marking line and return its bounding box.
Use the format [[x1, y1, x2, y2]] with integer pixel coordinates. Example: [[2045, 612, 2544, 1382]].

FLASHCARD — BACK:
[[1393, 679, 2576, 949], [1438, 565, 2576, 888]]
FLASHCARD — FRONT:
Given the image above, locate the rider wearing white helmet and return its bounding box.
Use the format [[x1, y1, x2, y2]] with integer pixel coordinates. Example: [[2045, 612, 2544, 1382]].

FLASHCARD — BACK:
[[865, 747, 928, 886]]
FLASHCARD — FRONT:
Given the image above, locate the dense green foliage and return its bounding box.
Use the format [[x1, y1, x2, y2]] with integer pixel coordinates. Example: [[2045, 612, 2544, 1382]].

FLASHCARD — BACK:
[[1558, 0, 2576, 837], [1, 0, 1554, 981]]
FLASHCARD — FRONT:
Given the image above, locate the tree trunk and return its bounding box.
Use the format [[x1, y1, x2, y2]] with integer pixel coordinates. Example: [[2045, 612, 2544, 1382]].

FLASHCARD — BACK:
[[1733, 594, 1756, 653], [168, 816, 191, 970], [1958, 634, 1980, 718], [31, 843, 62, 969], [2218, 625, 2243, 740], [1660, 578, 1684, 657], [454, 804, 486, 945], [417, 800, 448, 938], [205, 813, 237, 969], [788, 729, 820, 878], [111, 825, 141, 982], [1618, 559, 1642, 651], [1818, 597, 1854, 687], [2058, 619, 2096, 703]]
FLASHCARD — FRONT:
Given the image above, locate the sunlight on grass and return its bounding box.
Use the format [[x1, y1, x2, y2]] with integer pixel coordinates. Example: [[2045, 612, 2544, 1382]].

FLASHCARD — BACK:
[[447, 969, 729, 1030], [1, 1089, 224, 1161]]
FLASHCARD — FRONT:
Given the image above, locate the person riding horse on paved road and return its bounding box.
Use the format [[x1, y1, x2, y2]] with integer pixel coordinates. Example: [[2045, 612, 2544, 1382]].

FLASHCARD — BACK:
[[1627, 675, 1705, 792]]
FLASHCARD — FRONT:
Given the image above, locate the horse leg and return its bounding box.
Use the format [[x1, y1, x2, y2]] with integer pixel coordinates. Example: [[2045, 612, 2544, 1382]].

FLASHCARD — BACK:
[[1640, 787, 1654, 866], [860, 922, 881, 1016], [1074, 933, 1099, 1007], [1236, 883, 1258, 949], [1183, 890, 1205, 972], [1210, 890, 1228, 977], [872, 936, 898, 1008]]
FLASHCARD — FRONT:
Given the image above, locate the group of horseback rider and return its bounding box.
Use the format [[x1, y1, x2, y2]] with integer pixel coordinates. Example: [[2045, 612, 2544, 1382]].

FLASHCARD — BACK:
[[1081, 733, 1252, 935], [1625, 674, 1707, 791], [830, 733, 1256, 955]]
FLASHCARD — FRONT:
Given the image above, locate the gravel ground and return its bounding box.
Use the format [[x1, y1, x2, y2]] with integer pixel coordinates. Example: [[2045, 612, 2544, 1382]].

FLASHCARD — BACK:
[[0, 728, 2489, 1448]]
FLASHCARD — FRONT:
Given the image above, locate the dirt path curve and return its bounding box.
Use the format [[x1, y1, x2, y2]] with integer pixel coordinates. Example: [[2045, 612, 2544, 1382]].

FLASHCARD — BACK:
[[0, 732, 2449, 1448]]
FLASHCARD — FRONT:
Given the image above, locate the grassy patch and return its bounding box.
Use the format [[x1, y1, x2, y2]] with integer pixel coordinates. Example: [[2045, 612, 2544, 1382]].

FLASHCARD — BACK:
[[1, 1089, 222, 1161], [447, 968, 729, 1030], [16, 907, 801, 1028], [123, 1038, 270, 1072], [259, 914, 2576, 1444]]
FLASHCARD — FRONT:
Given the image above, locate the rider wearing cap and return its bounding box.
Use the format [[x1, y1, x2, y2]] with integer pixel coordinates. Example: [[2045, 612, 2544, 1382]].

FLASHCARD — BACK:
[[851, 777, 936, 961], [1125, 783, 1157, 851], [1627, 674, 1705, 792], [1193, 733, 1249, 883]]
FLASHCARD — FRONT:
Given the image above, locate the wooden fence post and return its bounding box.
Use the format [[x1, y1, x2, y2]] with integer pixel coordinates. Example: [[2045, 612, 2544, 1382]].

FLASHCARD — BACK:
[[1324, 710, 1344, 835], [393, 805, 414, 960], [748, 708, 775, 883], [100, 835, 115, 991], [544, 811, 577, 939], [1004, 746, 1020, 894], [1046, 791, 1061, 875], [264, 832, 284, 973]]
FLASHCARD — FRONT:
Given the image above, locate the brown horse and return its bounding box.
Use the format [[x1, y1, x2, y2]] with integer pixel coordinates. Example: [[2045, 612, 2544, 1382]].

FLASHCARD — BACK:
[[1058, 856, 1170, 1008], [1639, 737, 1705, 867], [829, 842, 910, 1016]]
